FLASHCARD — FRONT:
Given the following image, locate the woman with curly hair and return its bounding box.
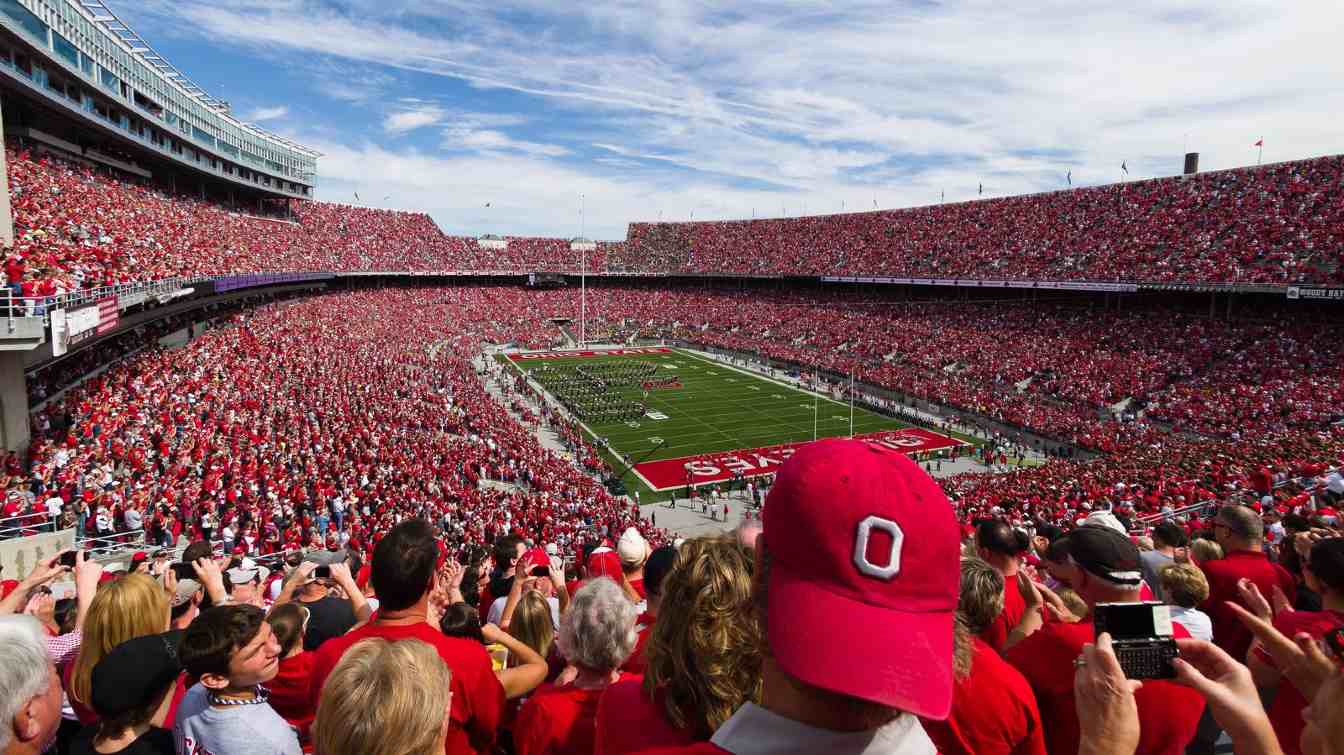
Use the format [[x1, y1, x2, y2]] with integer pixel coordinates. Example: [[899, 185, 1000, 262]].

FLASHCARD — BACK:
[[595, 534, 762, 754]]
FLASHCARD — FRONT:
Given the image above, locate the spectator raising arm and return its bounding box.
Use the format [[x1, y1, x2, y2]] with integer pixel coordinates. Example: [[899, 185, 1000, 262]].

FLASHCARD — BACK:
[[481, 622, 548, 700], [326, 562, 371, 624]]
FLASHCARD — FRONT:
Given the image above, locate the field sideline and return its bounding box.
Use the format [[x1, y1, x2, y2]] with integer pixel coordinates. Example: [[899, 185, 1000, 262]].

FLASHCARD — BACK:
[[501, 347, 977, 498]]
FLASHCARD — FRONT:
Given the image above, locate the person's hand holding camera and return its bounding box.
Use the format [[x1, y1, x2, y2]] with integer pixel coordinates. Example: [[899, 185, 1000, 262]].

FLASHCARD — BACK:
[[1074, 633, 1142, 755], [1170, 638, 1279, 752]]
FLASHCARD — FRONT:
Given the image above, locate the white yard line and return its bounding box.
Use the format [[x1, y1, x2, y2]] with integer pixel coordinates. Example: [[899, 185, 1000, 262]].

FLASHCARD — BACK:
[[677, 348, 853, 409]]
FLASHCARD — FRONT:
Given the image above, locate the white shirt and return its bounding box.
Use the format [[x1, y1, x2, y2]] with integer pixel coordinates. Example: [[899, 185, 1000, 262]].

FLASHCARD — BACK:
[[1171, 606, 1214, 642], [710, 702, 936, 755]]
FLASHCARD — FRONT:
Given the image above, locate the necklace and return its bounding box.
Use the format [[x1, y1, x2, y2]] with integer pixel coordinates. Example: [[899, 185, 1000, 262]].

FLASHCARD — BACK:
[[208, 686, 270, 707]]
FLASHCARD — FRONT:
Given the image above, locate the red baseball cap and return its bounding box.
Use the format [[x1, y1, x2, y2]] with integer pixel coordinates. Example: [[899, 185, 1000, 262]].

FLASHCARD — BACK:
[[523, 547, 551, 577], [586, 549, 623, 582], [761, 438, 960, 719]]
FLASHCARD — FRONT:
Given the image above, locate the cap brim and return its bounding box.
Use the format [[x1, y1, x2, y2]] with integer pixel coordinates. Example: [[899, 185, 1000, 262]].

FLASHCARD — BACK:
[[766, 563, 955, 720]]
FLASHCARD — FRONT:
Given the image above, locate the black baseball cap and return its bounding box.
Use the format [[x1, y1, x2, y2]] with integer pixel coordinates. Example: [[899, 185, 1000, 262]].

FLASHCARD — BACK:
[[1068, 526, 1142, 587], [643, 546, 678, 598], [91, 630, 184, 718]]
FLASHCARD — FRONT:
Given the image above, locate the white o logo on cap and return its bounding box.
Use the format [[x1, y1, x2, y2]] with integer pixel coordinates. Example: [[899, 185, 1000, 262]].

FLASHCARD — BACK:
[[853, 515, 903, 580]]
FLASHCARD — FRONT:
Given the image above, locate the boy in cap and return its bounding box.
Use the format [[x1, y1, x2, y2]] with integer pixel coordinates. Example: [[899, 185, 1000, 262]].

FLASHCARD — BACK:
[[1004, 525, 1205, 755], [69, 631, 183, 754], [644, 437, 961, 754]]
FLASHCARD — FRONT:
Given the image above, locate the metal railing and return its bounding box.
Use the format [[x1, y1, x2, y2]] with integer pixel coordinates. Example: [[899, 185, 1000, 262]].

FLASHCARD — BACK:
[[45, 276, 207, 314], [0, 511, 55, 540]]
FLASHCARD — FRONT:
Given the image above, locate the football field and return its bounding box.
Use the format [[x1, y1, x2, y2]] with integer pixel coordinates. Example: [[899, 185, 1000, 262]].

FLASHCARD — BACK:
[[503, 347, 972, 497]]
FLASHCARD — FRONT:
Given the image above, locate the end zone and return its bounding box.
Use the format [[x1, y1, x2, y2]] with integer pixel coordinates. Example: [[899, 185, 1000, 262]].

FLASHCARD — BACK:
[[631, 428, 967, 491]]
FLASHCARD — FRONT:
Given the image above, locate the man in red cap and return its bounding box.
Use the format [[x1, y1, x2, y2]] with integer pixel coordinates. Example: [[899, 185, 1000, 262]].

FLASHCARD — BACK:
[[640, 437, 961, 753]]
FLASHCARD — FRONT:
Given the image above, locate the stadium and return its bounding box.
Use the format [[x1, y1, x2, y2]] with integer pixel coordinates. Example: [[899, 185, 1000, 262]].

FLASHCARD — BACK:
[[0, 1, 1340, 755]]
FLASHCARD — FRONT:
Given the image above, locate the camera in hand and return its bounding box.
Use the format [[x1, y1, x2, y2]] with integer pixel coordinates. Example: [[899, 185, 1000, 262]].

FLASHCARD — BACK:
[[314, 565, 331, 579], [1093, 601, 1179, 680], [58, 550, 80, 568]]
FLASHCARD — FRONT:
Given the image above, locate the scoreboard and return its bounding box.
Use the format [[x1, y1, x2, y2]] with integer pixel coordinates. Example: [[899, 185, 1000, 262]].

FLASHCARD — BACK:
[[527, 272, 567, 287]]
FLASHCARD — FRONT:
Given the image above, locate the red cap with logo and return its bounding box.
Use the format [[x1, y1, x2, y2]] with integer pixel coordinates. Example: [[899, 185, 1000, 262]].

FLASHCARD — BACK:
[[762, 438, 960, 719]]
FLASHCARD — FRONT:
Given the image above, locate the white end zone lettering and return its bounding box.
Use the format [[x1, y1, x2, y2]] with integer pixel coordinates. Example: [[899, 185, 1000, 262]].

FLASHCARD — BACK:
[[645, 410, 669, 420], [685, 460, 721, 476], [876, 436, 928, 449]]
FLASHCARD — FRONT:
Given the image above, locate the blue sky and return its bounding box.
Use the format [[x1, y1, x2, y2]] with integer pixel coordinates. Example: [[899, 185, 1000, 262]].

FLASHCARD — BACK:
[[119, 0, 1344, 240]]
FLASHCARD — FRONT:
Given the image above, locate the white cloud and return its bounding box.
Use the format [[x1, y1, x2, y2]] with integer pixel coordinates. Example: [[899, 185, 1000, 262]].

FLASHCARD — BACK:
[[244, 105, 289, 122], [132, 0, 1344, 235], [447, 128, 569, 157], [383, 106, 446, 134]]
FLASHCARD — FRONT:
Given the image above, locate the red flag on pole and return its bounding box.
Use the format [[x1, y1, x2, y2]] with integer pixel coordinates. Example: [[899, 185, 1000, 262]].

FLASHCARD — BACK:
[[1254, 138, 1263, 147]]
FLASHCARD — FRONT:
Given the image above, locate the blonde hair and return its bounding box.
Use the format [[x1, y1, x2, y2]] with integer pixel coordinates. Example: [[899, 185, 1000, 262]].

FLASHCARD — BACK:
[[508, 591, 554, 667], [644, 534, 761, 739], [71, 574, 168, 709], [313, 639, 451, 755], [1190, 538, 1224, 564], [1160, 563, 1210, 608], [957, 557, 1004, 636], [1055, 588, 1088, 621]]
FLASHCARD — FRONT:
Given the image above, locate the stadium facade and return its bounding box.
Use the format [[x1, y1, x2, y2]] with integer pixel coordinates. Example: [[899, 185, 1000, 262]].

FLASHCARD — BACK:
[[0, 0, 317, 199]]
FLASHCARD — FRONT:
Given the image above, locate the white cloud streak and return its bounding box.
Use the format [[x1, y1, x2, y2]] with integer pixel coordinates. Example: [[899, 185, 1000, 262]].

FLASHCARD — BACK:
[[244, 105, 289, 122], [129, 0, 1344, 237]]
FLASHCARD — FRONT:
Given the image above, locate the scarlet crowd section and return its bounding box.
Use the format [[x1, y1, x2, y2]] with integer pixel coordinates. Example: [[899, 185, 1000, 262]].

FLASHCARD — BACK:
[[4, 142, 1343, 290], [8, 285, 1341, 548], [9, 289, 649, 555]]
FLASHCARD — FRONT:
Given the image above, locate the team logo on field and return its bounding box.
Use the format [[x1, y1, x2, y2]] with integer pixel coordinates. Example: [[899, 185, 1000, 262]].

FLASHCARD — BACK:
[[626, 421, 641, 428], [645, 411, 669, 420]]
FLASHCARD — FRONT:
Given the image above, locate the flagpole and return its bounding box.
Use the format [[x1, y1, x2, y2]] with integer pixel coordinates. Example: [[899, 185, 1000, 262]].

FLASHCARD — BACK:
[[813, 390, 818, 442], [579, 193, 586, 347], [848, 371, 854, 438], [1257, 142, 1263, 166]]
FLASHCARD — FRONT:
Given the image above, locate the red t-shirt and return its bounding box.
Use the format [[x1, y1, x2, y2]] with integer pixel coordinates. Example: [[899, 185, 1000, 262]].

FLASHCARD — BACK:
[[620, 612, 656, 676], [308, 621, 505, 755], [1254, 608, 1344, 755], [1005, 619, 1204, 755], [983, 574, 1027, 652], [922, 637, 1046, 755], [268, 651, 316, 738], [595, 679, 697, 755], [1198, 550, 1297, 661], [515, 677, 632, 755]]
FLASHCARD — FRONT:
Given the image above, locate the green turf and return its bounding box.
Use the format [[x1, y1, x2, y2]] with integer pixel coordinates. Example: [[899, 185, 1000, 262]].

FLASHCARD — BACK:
[[503, 348, 974, 500]]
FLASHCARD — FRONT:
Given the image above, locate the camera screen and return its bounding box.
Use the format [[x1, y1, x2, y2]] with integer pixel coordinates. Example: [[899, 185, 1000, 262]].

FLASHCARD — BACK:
[[1101, 603, 1174, 639]]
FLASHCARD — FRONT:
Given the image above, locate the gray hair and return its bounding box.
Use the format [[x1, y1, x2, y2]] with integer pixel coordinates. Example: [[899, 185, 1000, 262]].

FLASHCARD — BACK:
[[0, 615, 52, 750], [557, 578, 638, 672]]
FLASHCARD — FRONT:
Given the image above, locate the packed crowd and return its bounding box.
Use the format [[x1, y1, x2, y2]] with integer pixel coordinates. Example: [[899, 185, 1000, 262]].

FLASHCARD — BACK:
[[3, 437, 1343, 755], [3, 284, 1339, 545], [497, 287, 1344, 449], [4, 288, 653, 559], [625, 155, 1344, 283], [6, 141, 1344, 291], [2, 144, 613, 289]]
